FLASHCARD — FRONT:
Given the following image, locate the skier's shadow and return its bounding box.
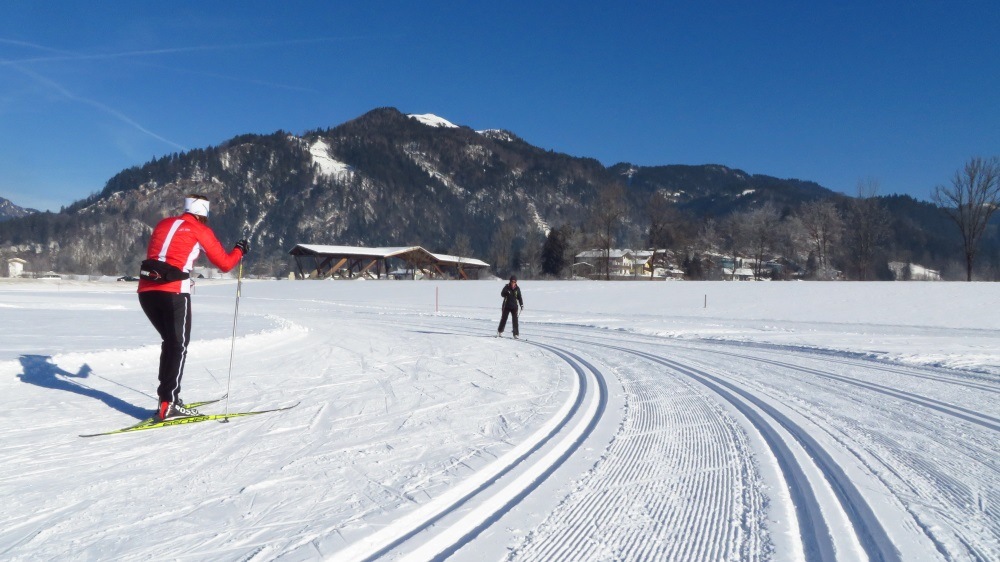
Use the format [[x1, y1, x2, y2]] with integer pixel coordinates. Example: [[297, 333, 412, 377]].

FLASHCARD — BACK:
[[17, 355, 149, 420]]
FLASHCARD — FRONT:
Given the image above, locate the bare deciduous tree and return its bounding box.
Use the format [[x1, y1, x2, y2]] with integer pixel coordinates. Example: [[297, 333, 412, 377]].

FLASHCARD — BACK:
[[647, 191, 680, 279], [589, 183, 628, 280], [697, 218, 718, 253], [490, 222, 516, 277], [932, 156, 1000, 281], [519, 229, 545, 278], [777, 214, 809, 274], [799, 199, 844, 279], [720, 212, 749, 280], [846, 178, 892, 280], [743, 203, 782, 280], [450, 233, 473, 258]]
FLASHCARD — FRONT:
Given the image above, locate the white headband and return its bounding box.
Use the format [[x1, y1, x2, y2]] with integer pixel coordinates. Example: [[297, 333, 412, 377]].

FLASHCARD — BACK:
[[184, 197, 210, 217]]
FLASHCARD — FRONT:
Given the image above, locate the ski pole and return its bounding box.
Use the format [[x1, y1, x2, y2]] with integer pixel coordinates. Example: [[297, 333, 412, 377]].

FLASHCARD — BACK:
[[222, 256, 243, 420]]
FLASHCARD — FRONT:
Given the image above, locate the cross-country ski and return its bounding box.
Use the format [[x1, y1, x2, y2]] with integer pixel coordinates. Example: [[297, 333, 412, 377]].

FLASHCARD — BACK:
[[80, 401, 299, 437]]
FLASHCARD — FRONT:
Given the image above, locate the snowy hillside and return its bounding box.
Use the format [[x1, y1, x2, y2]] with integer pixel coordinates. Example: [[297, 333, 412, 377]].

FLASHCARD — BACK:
[[407, 113, 458, 128], [1, 279, 997, 561], [308, 138, 353, 178]]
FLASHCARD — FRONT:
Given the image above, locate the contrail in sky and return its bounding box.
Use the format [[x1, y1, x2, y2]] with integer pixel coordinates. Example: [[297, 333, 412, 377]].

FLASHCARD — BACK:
[[0, 35, 370, 151], [140, 62, 320, 94], [0, 37, 357, 65], [0, 36, 352, 150], [0, 36, 327, 92], [5, 61, 188, 152]]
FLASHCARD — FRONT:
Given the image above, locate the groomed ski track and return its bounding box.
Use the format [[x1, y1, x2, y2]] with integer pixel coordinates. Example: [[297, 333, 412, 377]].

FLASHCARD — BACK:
[[338, 315, 997, 561], [333, 341, 608, 562]]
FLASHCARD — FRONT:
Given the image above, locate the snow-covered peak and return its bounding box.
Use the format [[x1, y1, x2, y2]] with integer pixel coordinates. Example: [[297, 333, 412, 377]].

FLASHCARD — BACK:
[[407, 114, 458, 128]]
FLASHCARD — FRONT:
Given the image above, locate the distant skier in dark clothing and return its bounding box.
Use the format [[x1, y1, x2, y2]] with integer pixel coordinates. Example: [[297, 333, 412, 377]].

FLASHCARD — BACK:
[[137, 194, 248, 421], [497, 275, 524, 338]]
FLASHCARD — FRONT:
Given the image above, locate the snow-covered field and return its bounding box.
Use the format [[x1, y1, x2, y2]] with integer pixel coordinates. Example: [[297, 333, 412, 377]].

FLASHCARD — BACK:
[[1, 278, 997, 561]]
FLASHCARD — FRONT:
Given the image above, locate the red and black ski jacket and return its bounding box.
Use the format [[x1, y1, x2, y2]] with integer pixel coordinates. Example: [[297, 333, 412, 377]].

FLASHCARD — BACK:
[[137, 213, 243, 294]]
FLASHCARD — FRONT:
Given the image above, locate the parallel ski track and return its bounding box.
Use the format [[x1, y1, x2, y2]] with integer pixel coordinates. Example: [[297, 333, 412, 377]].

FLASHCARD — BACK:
[[335, 337, 608, 562], [612, 345, 901, 562], [512, 321, 899, 562], [534, 323, 997, 562], [391, 321, 778, 561], [815, 355, 999, 395], [509, 340, 772, 561], [670, 344, 1000, 559], [532, 323, 998, 431], [380, 317, 887, 560], [355, 313, 991, 560], [698, 348, 1000, 432]]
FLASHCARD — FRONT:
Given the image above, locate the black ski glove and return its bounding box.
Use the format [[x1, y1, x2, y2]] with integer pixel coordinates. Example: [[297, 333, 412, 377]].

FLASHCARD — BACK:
[[234, 239, 250, 255]]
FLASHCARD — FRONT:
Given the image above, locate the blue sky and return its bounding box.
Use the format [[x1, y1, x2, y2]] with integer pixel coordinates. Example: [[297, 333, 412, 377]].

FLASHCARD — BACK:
[[1, 1, 998, 211]]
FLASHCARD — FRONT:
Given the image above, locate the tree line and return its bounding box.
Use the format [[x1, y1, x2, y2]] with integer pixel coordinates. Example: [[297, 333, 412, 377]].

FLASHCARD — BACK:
[[489, 157, 1000, 282]]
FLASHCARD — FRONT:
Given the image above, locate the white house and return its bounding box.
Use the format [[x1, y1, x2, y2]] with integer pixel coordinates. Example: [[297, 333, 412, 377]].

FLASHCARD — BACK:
[[7, 258, 27, 278], [889, 261, 942, 281], [722, 267, 755, 281], [575, 249, 635, 277]]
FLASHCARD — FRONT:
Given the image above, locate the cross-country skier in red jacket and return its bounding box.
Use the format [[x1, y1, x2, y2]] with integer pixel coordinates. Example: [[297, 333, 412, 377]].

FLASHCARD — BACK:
[[137, 194, 249, 421]]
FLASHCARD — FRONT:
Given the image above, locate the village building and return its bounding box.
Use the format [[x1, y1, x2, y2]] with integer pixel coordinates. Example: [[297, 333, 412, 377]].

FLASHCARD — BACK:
[[574, 249, 636, 278], [288, 244, 490, 280], [6, 257, 27, 278]]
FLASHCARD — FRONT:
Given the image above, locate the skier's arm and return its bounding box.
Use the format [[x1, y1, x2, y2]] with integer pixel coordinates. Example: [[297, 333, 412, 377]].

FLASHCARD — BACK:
[[198, 226, 243, 273]]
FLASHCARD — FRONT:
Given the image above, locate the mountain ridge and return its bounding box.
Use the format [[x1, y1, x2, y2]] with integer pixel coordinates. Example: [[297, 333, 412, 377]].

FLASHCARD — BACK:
[[0, 196, 36, 222], [0, 107, 975, 279]]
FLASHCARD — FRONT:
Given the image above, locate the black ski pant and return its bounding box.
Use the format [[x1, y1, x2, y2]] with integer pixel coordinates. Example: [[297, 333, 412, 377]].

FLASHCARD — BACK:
[[498, 306, 519, 336], [138, 291, 192, 404]]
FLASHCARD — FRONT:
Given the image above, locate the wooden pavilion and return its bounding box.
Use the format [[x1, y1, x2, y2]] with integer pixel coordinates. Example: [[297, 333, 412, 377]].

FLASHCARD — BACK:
[[288, 244, 490, 280]]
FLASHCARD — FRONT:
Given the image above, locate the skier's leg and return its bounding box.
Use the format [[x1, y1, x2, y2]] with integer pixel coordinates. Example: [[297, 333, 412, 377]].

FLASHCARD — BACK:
[[162, 294, 193, 403], [140, 292, 191, 404], [498, 307, 509, 334], [512, 308, 519, 337], [139, 292, 172, 402]]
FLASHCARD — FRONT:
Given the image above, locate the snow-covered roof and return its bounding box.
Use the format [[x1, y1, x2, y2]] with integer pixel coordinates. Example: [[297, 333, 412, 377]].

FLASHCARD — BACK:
[[289, 244, 489, 269], [576, 249, 634, 259], [431, 253, 490, 268], [291, 244, 424, 259]]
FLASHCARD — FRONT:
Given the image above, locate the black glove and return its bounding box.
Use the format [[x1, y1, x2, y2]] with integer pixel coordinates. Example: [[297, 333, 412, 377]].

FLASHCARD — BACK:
[[234, 239, 250, 255], [520, 305, 524, 312]]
